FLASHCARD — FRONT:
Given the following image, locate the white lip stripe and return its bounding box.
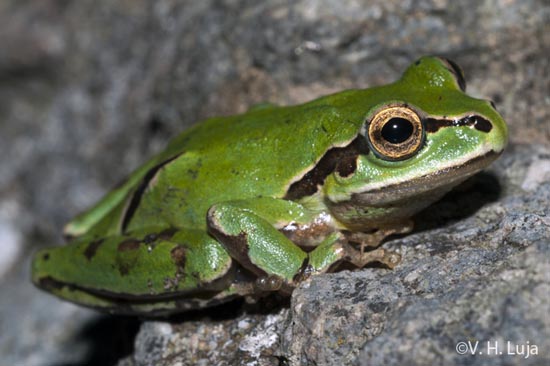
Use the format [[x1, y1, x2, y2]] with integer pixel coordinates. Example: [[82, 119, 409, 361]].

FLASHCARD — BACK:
[[356, 143, 495, 193]]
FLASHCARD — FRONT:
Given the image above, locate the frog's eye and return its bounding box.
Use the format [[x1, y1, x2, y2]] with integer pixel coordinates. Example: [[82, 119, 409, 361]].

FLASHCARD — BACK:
[[367, 106, 424, 161]]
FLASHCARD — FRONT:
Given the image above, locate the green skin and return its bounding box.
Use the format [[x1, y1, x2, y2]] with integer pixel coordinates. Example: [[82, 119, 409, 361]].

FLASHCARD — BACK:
[[32, 57, 508, 315]]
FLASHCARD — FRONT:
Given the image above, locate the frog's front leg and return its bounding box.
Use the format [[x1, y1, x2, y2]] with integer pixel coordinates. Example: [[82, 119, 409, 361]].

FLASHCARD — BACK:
[[207, 197, 312, 293], [207, 197, 400, 293]]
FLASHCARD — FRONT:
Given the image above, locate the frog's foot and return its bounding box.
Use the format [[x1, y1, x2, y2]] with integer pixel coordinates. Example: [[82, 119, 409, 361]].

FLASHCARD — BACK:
[[346, 219, 413, 254], [343, 243, 402, 269]]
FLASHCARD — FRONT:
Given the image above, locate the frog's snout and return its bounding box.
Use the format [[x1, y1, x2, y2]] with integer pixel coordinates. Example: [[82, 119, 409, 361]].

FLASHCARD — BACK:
[[488, 114, 508, 154]]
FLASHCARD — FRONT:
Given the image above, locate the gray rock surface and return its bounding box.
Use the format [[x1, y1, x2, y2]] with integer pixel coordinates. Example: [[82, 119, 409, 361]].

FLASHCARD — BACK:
[[0, 1, 547, 365]]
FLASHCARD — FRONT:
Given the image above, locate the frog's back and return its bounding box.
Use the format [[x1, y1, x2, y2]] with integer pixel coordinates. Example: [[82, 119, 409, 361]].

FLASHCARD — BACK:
[[67, 95, 364, 237]]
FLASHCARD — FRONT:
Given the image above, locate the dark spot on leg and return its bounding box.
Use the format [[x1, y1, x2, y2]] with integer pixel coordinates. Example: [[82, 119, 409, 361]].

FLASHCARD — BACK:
[[142, 228, 177, 247], [84, 239, 104, 260], [118, 263, 130, 276], [158, 227, 177, 241], [116, 239, 142, 276], [42, 253, 50, 261], [118, 238, 141, 252], [170, 245, 186, 267]]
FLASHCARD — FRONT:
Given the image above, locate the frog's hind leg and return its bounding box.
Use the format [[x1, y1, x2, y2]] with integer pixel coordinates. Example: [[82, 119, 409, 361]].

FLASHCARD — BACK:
[[32, 228, 244, 315]]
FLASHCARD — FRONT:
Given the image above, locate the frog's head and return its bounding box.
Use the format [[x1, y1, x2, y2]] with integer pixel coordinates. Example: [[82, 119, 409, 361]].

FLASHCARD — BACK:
[[325, 56, 508, 228]]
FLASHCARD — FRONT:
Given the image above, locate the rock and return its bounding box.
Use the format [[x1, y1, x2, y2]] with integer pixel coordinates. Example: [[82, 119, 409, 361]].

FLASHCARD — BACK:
[[0, 1, 547, 365], [118, 310, 288, 366]]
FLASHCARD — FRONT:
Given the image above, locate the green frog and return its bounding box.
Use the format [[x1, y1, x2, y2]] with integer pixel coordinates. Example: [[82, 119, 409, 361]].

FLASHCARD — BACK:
[[32, 56, 508, 315]]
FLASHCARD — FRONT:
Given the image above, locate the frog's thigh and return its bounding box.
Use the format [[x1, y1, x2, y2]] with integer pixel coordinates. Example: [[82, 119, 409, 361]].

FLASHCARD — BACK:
[[207, 197, 311, 287], [32, 228, 234, 302]]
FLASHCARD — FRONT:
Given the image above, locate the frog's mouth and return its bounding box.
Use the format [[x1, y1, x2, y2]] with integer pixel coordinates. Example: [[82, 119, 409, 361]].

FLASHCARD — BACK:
[[352, 149, 501, 206]]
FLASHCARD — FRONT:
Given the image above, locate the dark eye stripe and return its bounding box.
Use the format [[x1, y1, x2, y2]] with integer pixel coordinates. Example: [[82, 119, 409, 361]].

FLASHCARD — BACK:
[[425, 115, 492, 133]]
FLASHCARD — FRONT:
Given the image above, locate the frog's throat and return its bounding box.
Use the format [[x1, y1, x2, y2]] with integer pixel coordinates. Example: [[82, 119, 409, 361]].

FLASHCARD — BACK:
[[352, 149, 501, 206]]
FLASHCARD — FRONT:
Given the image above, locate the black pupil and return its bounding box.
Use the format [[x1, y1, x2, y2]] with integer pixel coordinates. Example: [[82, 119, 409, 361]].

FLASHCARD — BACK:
[[381, 118, 414, 144]]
